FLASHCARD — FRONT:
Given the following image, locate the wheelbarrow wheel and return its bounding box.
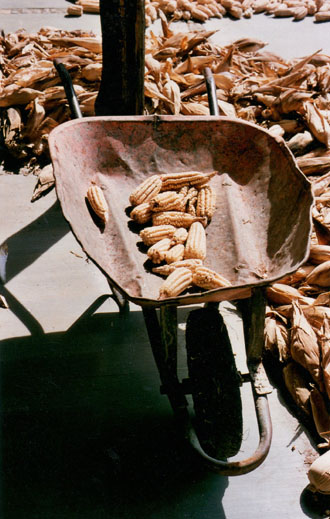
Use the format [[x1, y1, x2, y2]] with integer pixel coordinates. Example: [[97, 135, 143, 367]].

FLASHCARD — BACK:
[[185, 306, 243, 460]]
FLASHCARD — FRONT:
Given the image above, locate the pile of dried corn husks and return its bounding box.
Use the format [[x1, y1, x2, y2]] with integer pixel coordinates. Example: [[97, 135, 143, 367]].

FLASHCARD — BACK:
[[70, 0, 330, 23], [0, 27, 101, 182], [1, 21, 330, 445], [1, 23, 330, 181]]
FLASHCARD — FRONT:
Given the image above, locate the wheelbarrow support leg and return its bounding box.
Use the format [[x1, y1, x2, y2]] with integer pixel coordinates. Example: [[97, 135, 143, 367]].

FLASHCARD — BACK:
[[106, 278, 129, 313], [142, 306, 187, 414]]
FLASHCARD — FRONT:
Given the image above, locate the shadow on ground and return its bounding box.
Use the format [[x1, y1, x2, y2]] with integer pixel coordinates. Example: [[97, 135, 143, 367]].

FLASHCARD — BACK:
[[1, 308, 229, 519]]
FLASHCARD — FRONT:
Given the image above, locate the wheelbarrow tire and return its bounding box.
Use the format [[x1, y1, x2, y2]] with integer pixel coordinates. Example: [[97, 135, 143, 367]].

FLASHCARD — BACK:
[[186, 306, 243, 460]]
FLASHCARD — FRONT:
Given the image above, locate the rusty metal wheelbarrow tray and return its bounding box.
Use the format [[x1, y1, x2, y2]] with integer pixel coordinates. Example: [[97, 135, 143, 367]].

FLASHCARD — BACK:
[[49, 114, 313, 307], [48, 114, 313, 476]]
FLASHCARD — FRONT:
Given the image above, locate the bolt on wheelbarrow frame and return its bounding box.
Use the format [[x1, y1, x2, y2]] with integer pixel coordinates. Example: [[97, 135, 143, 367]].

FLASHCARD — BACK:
[[50, 63, 313, 475]]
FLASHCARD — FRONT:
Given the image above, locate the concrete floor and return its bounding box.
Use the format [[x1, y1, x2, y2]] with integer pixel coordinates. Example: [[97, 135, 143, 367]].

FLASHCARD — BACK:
[[1, 2, 330, 518]]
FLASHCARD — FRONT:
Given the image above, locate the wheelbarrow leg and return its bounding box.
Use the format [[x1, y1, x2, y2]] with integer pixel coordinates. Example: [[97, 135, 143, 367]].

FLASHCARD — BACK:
[[106, 278, 129, 313], [238, 287, 273, 398], [237, 287, 273, 465], [142, 305, 187, 415]]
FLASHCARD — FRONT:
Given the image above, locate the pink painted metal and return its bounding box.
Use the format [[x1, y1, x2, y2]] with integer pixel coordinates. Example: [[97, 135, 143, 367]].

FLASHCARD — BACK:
[[48, 115, 313, 307]]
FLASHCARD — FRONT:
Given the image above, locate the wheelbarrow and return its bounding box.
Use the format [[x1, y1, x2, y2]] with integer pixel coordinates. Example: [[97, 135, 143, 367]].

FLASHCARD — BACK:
[[48, 64, 313, 476]]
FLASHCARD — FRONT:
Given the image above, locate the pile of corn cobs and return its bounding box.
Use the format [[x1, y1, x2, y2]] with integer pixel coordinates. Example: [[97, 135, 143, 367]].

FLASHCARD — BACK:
[[128, 170, 232, 299], [69, 0, 330, 24]]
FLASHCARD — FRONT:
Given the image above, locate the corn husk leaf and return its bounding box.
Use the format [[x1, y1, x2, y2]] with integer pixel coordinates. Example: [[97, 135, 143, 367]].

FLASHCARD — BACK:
[[0, 86, 41, 107], [162, 77, 181, 115], [312, 171, 330, 197], [290, 300, 322, 385], [265, 283, 315, 306], [5, 60, 53, 88], [303, 101, 330, 148], [320, 320, 330, 402], [181, 102, 210, 115], [283, 362, 311, 415], [81, 63, 102, 82], [23, 98, 45, 138], [303, 305, 330, 330], [309, 244, 330, 264], [264, 315, 290, 362], [297, 155, 330, 175], [31, 164, 55, 202], [145, 79, 174, 104], [49, 37, 102, 54], [218, 100, 237, 117], [277, 265, 315, 286], [310, 387, 330, 442], [306, 261, 330, 287]]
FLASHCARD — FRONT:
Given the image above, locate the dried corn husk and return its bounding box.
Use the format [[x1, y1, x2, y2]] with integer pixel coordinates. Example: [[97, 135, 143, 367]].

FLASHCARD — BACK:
[[265, 315, 291, 362], [286, 131, 314, 155], [49, 36, 102, 53], [310, 387, 330, 443], [31, 164, 55, 202], [303, 305, 330, 330], [306, 260, 330, 287], [283, 362, 311, 415], [290, 301, 322, 385], [0, 86, 40, 107], [277, 265, 315, 286], [320, 321, 330, 401], [266, 283, 315, 306], [308, 450, 330, 495], [312, 172, 330, 196], [303, 101, 330, 148], [81, 63, 102, 81], [309, 245, 330, 264]]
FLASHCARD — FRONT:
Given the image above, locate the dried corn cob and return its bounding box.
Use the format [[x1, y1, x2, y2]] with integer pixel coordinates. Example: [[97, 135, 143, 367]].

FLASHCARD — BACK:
[[139, 225, 176, 246], [67, 4, 83, 15], [186, 186, 198, 200], [149, 191, 186, 212], [315, 11, 330, 22], [129, 175, 162, 206], [196, 185, 216, 219], [187, 199, 197, 216], [184, 221, 207, 260], [192, 266, 232, 290], [152, 258, 203, 276], [186, 186, 198, 215], [165, 244, 185, 264], [160, 171, 216, 190], [130, 202, 152, 224], [147, 238, 172, 264], [86, 184, 109, 223], [179, 185, 189, 197], [170, 227, 188, 245], [158, 267, 193, 299], [152, 211, 207, 228], [190, 6, 209, 20]]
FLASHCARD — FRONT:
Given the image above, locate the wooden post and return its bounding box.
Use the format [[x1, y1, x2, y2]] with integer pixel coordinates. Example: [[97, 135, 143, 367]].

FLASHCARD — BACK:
[[95, 0, 145, 116]]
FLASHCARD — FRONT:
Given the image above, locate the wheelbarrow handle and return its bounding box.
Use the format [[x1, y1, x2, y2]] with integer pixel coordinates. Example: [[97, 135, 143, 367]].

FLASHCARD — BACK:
[[53, 59, 83, 119], [54, 60, 218, 120], [204, 67, 219, 117]]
